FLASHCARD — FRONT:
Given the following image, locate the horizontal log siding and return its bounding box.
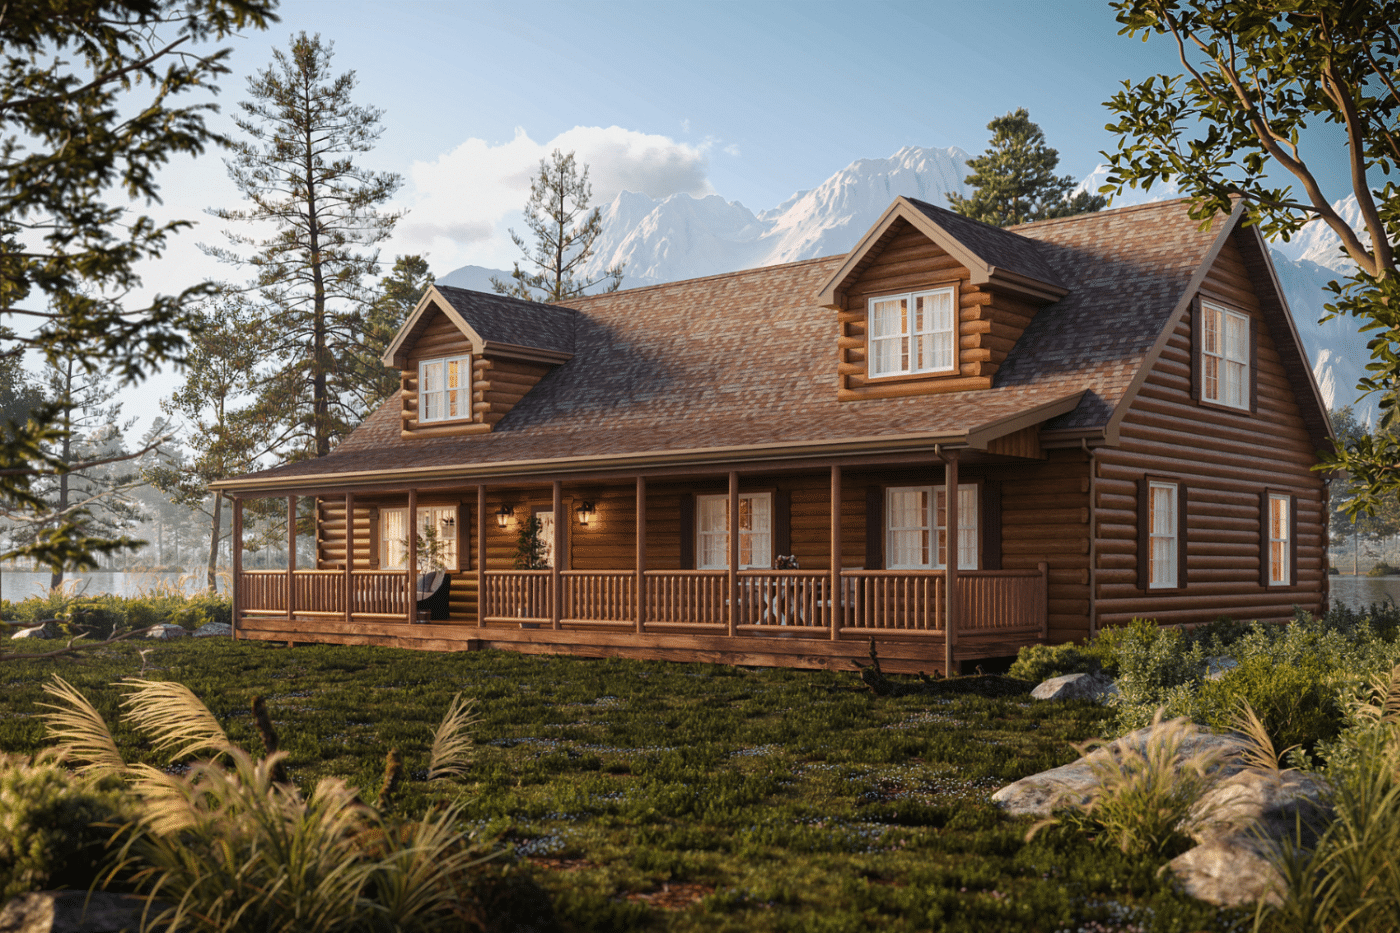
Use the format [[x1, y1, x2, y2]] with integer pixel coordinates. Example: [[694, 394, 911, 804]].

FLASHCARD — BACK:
[[400, 311, 474, 437], [473, 357, 553, 426], [986, 451, 1091, 643], [836, 220, 1049, 402], [1094, 230, 1326, 630]]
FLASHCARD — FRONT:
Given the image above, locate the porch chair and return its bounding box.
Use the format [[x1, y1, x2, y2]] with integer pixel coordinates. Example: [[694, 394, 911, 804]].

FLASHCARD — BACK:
[[415, 571, 451, 622]]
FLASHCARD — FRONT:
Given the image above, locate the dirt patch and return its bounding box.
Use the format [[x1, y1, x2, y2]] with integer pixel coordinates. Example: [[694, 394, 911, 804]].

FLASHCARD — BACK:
[[528, 856, 598, 872], [624, 881, 716, 911]]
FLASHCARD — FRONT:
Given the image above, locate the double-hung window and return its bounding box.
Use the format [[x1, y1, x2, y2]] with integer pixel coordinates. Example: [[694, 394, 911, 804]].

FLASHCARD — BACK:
[[1267, 493, 1291, 586], [868, 287, 956, 378], [379, 506, 459, 571], [886, 485, 978, 570], [1201, 302, 1250, 410], [1148, 482, 1178, 589], [696, 493, 772, 570], [419, 356, 471, 423]]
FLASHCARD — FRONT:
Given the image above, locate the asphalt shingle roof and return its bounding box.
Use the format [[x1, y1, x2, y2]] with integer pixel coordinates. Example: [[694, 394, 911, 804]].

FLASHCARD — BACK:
[[433, 285, 576, 355]]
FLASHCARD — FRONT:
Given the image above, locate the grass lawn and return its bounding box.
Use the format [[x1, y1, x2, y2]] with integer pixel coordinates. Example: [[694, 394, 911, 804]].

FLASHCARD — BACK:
[[0, 638, 1248, 932]]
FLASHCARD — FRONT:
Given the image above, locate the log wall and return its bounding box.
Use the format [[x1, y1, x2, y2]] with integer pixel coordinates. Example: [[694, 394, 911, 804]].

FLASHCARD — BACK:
[[1093, 228, 1328, 630]]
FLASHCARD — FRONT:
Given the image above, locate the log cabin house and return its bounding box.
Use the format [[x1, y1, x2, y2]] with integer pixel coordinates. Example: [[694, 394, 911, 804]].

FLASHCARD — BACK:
[[212, 196, 1333, 674]]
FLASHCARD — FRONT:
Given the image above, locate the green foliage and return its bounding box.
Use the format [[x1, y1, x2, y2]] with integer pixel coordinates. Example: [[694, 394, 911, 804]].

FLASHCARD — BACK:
[[492, 149, 624, 302], [512, 516, 548, 570], [946, 108, 1105, 227], [0, 753, 131, 900], [1096, 618, 1205, 731], [1198, 654, 1343, 751], [360, 255, 435, 411], [1006, 641, 1100, 683], [1, 585, 230, 632], [1369, 562, 1400, 577]]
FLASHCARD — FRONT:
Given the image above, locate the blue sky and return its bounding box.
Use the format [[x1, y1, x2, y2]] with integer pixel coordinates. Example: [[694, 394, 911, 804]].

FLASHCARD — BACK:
[[127, 0, 1348, 428]]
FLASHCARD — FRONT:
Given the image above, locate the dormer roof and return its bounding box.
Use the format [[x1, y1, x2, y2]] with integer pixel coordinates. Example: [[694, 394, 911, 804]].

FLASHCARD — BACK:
[[815, 196, 1070, 308], [382, 285, 576, 368]]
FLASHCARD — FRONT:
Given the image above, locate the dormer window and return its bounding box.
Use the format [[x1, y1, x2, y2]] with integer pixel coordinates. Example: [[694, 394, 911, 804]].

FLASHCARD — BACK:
[[419, 356, 471, 422], [869, 287, 956, 378]]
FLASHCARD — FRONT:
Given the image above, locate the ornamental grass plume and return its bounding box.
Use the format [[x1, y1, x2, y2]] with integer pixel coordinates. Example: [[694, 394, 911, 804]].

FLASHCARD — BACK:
[[428, 692, 479, 781]]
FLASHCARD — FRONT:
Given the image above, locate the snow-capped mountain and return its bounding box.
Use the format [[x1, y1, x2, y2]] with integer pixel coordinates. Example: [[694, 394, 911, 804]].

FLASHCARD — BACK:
[[440, 149, 1370, 416]]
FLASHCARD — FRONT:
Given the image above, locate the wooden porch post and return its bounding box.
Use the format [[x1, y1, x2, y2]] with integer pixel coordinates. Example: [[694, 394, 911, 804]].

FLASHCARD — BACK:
[[830, 465, 842, 641], [286, 496, 296, 630], [476, 484, 486, 628], [728, 471, 739, 637], [635, 476, 646, 634], [944, 452, 959, 677], [231, 495, 243, 640], [406, 489, 418, 625], [344, 492, 354, 625], [551, 481, 562, 630]]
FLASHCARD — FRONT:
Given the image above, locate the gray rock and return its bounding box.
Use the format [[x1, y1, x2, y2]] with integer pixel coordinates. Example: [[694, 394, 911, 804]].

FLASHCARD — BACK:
[[991, 722, 1250, 817], [0, 890, 156, 932], [1167, 769, 1332, 908], [10, 622, 59, 641], [1030, 671, 1116, 703], [1205, 656, 1239, 681], [192, 621, 232, 638], [144, 623, 187, 641]]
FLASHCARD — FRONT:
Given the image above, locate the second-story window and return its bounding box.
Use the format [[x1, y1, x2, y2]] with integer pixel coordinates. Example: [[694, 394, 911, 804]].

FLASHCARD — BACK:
[[1201, 302, 1250, 410], [868, 287, 956, 378], [419, 356, 471, 422]]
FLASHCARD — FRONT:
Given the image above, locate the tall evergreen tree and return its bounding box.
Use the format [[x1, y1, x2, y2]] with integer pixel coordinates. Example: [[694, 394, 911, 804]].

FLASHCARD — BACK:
[[359, 255, 434, 411], [207, 32, 402, 459], [492, 149, 624, 303], [948, 109, 1106, 227], [0, 0, 274, 575]]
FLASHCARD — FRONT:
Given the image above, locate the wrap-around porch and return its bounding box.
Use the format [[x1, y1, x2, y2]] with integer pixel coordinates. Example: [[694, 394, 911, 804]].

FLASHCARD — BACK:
[[230, 461, 1051, 675]]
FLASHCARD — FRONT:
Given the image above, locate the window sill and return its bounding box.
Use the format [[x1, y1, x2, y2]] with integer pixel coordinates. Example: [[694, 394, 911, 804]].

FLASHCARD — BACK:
[[864, 368, 962, 385], [1195, 396, 1252, 417]]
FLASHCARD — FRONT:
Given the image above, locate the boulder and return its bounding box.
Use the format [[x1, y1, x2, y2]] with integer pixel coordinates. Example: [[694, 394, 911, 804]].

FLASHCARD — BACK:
[[1030, 671, 1117, 703], [1167, 769, 1331, 908], [991, 722, 1250, 817], [192, 621, 232, 638], [1205, 656, 1239, 681], [144, 623, 187, 641], [10, 622, 59, 641], [0, 890, 156, 933]]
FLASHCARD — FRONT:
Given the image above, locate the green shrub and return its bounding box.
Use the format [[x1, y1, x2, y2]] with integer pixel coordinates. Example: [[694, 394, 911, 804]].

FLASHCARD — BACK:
[[1369, 561, 1400, 577], [0, 753, 132, 900], [1198, 654, 1344, 751], [1007, 642, 1101, 683], [1096, 618, 1205, 731], [168, 591, 233, 630]]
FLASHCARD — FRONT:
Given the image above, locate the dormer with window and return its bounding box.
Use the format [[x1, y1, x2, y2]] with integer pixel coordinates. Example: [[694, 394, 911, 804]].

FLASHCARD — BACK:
[[816, 197, 1068, 402], [381, 285, 576, 439]]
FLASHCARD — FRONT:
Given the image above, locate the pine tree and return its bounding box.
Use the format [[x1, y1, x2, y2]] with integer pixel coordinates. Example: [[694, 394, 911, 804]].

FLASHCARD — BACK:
[[359, 255, 434, 411], [947, 109, 1106, 227], [207, 32, 402, 459], [492, 150, 624, 303]]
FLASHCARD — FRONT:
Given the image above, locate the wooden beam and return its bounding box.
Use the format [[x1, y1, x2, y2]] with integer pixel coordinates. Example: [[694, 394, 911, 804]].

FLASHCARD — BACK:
[[344, 492, 354, 626], [551, 480, 562, 631], [407, 489, 418, 626], [830, 465, 842, 641], [232, 495, 243, 640], [728, 471, 739, 638], [286, 496, 296, 629], [944, 452, 959, 676], [636, 476, 646, 634], [477, 484, 486, 629]]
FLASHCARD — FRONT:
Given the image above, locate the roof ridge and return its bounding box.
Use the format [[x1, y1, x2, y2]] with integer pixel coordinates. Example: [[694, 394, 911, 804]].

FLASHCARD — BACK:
[[1010, 196, 1192, 232], [566, 253, 844, 305]]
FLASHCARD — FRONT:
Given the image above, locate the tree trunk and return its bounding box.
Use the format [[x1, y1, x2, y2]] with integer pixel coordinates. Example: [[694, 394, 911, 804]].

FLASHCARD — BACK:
[[206, 495, 222, 593]]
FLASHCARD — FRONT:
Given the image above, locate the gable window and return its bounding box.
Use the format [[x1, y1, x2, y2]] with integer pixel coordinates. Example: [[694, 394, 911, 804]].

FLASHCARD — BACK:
[[1201, 302, 1249, 410], [1266, 493, 1292, 586], [886, 485, 977, 570], [419, 356, 471, 423], [380, 506, 459, 571], [868, 287, 956, 378], [696, 493, 771, 570], [1148, 481, 1178, 589]]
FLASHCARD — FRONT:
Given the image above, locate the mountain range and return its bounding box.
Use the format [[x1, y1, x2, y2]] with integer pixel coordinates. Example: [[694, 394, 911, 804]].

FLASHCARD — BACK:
[[440, 146, 1368, 420]]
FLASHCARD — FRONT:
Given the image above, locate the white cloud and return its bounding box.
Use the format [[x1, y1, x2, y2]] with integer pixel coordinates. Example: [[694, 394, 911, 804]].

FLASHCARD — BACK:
[[394, 125, 714, 272]]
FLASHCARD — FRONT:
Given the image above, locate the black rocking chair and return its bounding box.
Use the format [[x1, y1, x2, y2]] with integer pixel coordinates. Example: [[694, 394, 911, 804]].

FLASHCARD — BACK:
[[415, 571, 451, 622]]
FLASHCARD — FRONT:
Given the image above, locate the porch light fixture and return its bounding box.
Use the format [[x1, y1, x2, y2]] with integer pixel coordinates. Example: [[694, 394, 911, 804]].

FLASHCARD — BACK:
[[495, 505, 513, 528], [576, 502, 595, 526]]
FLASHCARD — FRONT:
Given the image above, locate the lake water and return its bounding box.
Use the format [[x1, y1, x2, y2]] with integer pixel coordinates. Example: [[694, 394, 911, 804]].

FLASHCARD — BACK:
[[0, 571, 227, 602], [1329, 574, 1400, 610]]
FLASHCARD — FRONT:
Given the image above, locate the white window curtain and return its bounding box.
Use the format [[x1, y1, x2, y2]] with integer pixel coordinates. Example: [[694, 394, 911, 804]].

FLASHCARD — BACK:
[[868, 287, 956, 378], [419, 356, 470, 423], [696, 493, 772, 570], [1202, 303, 1249, 410], [887, 485, 978, 570], [1148, 482, 1177, 588], [380, 506, 458, 571]]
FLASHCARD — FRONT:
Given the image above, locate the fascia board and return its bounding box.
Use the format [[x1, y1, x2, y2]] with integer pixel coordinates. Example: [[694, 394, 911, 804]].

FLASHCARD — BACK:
[[380, 286, 486, 368], [964, 392, 1086, 448]]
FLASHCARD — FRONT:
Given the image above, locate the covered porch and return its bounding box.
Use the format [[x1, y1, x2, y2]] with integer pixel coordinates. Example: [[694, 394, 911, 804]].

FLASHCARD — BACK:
[[226, 453, 1056, 675]]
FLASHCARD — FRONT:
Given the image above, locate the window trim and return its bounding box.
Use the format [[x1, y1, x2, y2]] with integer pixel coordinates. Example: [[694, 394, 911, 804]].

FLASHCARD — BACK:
[[417, 354, 473, 424], [866, 285, 958, 380], [695, 492, 773, 570], [1195, 299, 1254, 413], [378, 503, 461, 573], [1260, 489, 1298, 588], [1137, 476, 1188, 591], [884, 483, 979, 571]]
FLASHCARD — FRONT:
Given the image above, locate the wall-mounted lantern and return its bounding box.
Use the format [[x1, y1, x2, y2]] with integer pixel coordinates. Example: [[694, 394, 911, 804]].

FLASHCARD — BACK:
[[496, 505, 514, 528], [575, 502, 596, 526]]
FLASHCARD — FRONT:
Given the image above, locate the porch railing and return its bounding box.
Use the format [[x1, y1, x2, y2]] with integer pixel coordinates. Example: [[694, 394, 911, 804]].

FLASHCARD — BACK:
[[243, 565, 1047, 638]]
